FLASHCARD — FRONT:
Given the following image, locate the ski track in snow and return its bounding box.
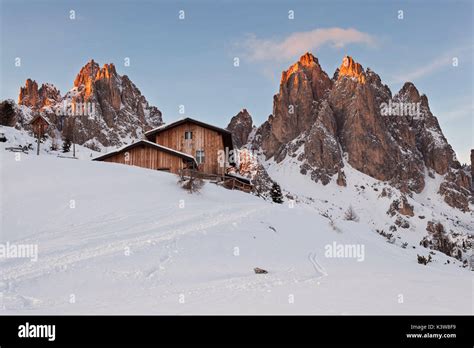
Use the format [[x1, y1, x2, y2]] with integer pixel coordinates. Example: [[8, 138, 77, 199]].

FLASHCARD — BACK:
[[307, 252, 328, 280], [1, 204, 267, 286]]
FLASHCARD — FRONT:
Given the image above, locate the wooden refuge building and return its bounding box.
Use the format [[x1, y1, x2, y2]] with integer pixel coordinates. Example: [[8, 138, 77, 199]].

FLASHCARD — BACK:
[[94, 118, 234, 175]]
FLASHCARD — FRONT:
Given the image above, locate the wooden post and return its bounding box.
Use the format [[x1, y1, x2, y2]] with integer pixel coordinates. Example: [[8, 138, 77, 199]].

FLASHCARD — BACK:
[[72, 117, 76, 158], [36, 127, 40, 155]]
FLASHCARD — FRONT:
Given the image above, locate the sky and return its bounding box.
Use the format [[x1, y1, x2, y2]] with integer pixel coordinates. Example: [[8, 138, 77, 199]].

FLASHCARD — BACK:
[[1, 0, 472, 163]]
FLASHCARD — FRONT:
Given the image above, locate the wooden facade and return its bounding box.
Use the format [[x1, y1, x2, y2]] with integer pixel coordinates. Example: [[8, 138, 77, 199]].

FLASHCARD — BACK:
[[153, 122, 224, 174], [94, 118, 234, 176], [93, 141, 196, 174], [145, 118, 233, 175]]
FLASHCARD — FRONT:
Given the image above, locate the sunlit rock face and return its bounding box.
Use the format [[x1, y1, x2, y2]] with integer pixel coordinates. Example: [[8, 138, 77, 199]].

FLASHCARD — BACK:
[[18, 79, 61, 110], [261, 52, 332, 159], [338, 55, 366, 84], [18, 79, 40, 108], [14, 59, 163, 148], [251, 52, 471, 211]]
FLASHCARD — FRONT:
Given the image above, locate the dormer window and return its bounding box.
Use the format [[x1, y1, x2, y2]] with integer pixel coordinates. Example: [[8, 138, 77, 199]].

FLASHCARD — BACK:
[[184, 131, 193, 140]]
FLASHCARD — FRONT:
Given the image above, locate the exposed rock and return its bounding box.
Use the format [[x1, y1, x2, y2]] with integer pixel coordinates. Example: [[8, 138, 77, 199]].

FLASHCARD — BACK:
[[254, 267, 268, 274], [226, 148, 274, 200], [421, 221, 472, 261], [395, 82, 456, 176], [338, 56, 366, 84], [261, 52, 332, 159], [426, 221, 445, 235], [18, 79, 40, 109], [438, 169, 471, 212], [38, 83, 62, 108], [330, 59, 426, 193], [471, 149, 474, 191], [226, 109, 254, 148], [395, 216, 410, 229], [254, 52, 469, 211], [18, 79, 61, 110], [277, 100, 344, 185], [388, 196, 414, 217], [399, 196, 415, 217], [336, 168, 347, 187], [12, 59, 163, 148]]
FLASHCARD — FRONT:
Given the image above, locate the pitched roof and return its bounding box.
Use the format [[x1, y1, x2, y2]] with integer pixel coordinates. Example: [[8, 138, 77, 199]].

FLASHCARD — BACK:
[[29, 114, 51, 126], [144, 117, 233, 150], [92, 140, 197, 164]]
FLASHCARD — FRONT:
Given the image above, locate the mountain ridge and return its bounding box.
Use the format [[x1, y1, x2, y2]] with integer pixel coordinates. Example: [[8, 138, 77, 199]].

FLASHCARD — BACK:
[[3, 59, 163, 148], [229, 52, 471, 212]]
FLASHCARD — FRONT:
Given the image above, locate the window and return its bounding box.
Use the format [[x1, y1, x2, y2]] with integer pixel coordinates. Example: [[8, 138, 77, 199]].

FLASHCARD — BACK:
[[184, 131, 192, 140], [196, 150, 205, 164]]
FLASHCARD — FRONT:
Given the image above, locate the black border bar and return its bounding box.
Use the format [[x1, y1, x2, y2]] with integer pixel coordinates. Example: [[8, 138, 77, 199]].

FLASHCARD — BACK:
[[0, 315, 472, 346]]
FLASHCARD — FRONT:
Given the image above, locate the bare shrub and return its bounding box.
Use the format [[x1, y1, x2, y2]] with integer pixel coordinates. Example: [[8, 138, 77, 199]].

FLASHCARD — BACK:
[[178, 171, 204, 193], [417, 254, 432, 265], [344, 205, 359, 222]]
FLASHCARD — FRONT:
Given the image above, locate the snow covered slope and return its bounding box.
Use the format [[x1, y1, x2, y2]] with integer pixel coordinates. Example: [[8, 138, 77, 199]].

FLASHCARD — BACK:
[[0, 125, 99, 160], [0, 147, 472, 314]]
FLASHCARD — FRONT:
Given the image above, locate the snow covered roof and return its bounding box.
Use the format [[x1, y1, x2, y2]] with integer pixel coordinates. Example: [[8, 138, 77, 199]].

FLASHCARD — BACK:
[[92, 140, 197, 164], [29, 114, 52, 126], [144, 117, 234, 150]]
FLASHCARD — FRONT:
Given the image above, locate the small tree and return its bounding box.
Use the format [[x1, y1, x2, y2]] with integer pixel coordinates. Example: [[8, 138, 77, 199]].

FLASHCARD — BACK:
[[270, 182, 283, 204], [344, 205, 359, 221], [0, 100, 16, 126], [417, 254, 432, 265], [178, 170, 204, 193], [62, 138, 71, 153]]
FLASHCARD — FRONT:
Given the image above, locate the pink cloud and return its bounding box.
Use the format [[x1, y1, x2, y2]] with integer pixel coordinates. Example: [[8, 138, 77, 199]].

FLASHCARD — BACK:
[[238, 27, 376, 62]]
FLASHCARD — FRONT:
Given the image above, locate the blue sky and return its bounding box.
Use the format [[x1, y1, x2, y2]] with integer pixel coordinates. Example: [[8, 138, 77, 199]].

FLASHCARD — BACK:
[[1, 0, 472, 163]]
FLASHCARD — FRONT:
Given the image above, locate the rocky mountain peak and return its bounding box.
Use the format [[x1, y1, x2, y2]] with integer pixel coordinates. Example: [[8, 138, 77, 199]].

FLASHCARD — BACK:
[[18, 79, 61, 110], [251, 53, 471, 211], [338, 55, 366, 84], [74, 59, 100, 88], [281, 52, 324, 84], [18, 79, 40, 108], [97, 63, 118, 81], [394, 82, 430, 109], [38, 83, 61, 108], [226, 109, 254, 148], [299, 52, 318, 64], [261, 52, 332, 158], [10, 59, 163, 148]]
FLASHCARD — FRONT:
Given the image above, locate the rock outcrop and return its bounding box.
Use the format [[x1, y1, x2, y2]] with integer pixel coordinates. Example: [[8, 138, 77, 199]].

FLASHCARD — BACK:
[[18, 79, 40, 109], [471, 149, 474, 191], [12, 59, 163, 148], [260, 52, 332, 159], [226, 109, 254, 148], [18, 79, 61, 110], [338, 56, 366, 84], [388, 196, 414, 217], [253, 52, 471, 211]]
